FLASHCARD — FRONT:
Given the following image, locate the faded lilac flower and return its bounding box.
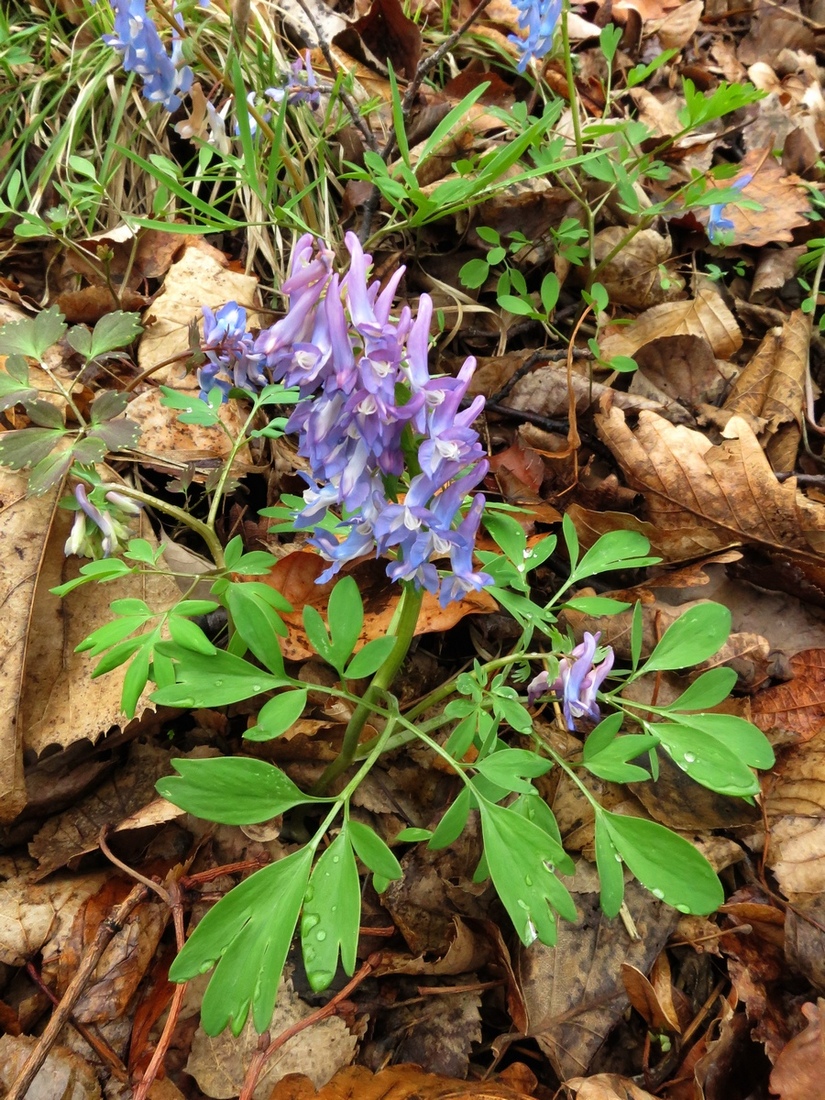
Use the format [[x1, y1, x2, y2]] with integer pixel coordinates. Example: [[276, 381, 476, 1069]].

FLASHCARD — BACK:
[[265, 52, 321, 110], [198, 302, 266, 399], [104, 0, 193, 111], [528, 632, 615, 730], [509, 0, 562, 72], [707, 174, 752, 245], [65, 484, 143, 559]]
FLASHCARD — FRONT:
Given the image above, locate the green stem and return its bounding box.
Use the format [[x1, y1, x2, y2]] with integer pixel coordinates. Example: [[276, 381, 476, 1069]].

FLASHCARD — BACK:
[[560, 1, 583, 159], [100, 484, 225, 569], [312, 582, 424, 793]]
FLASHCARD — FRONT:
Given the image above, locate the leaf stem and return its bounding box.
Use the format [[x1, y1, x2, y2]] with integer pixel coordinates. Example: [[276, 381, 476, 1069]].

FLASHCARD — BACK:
[[311, 582, 424, 793]]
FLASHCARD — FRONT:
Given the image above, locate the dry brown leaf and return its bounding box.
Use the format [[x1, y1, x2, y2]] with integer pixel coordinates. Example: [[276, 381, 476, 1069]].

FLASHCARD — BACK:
[[565, 1075, 660, 1100], [268, 1062, 538, 1100], [751, 247, 808, 299], [127, 387, 256, 482], [590, 0, 681, 20], [0, 868, 108, 968], [0, 470, 60, 821], [0, 1034, 101, 1100], [137, 239, 260, 386], [185, 976, 357, 1098], [647, 0, 703, 49], [600, 286, 742, 361], [632, 335, 726, 408], [518, 862, 677, 1081], [751, 650, 825, 742], [705, 152, 811, 247], [770, 1001, 825, 1100], [589, 228, 681, 308], [596, 406, 825, 564], [723, 310, 808, 472], [623, 953, 681, 1032], [507, 365, 664, 420], [265, 553, 496, 661]]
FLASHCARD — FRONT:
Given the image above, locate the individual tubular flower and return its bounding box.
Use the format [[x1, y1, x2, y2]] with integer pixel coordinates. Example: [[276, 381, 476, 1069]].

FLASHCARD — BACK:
[[707, 174, 753, 245], [103, 0, 193, 111], [65, 485, 143, 559], [528, 632, 615, 730], [509, 0, 563, 72]]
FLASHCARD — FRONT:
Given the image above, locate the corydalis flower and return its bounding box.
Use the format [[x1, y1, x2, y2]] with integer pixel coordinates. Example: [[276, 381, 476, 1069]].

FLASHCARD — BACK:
[[104, 0, 193, 111], [707, 174, 753, 245], [528, 632, 614, 730], [65, 484, 143, 559], [198, 302, 266, 399], [266, 52, 320, 110], [231, 232, 492, 606], [509, 0, 562, 72]]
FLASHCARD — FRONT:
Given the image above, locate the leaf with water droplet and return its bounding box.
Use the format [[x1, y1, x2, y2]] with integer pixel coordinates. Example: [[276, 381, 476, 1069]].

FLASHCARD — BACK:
[[599, 809, 723, 915], [648, 721, 761, 797], [300, 826, 360, 992], [169, 845, 313, 1035], [594, 814, 625, 918]]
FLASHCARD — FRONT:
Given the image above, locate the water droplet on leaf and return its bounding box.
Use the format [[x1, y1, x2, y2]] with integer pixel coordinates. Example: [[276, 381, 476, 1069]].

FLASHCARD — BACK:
[[307, 970, 333, 992], [683, 752, 696, 764], [316, 930, 327, 941], [651, 888, 665, 900]]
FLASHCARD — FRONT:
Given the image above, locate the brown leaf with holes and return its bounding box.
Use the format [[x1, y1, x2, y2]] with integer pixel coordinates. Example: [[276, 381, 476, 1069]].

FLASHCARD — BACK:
[[723, 310, 808, 472], [596, 405, 825, 565]]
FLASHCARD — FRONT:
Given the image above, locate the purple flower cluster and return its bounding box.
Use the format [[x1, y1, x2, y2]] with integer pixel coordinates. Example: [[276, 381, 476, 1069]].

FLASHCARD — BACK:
[[707, 174, 752, 244], [104, 0, 193, 112], [210, 233, 491, 605], [265, 52, 320, 111], [65, 484, 143, 559], [198, 303, 266, 400], [509, 0, 562, 72], [528, 632, 614, 730]]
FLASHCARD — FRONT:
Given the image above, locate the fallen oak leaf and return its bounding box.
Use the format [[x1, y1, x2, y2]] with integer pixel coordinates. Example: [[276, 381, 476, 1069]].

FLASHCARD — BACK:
[[596, 405, 825, 564]]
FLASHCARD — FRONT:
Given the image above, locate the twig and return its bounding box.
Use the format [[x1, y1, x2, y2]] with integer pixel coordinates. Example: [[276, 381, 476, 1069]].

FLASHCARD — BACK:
[[7, 884, 149, 1100], [24, 963, 130, 1084], [238, 955, 379, 1100]]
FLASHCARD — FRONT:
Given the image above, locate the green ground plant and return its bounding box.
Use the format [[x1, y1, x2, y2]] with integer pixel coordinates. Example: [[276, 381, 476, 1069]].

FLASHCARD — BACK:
[[0, 0, 776, 1044]]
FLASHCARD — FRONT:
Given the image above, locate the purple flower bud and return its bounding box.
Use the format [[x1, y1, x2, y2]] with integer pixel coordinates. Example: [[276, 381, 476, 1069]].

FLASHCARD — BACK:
[[546, 632, 615, 730]]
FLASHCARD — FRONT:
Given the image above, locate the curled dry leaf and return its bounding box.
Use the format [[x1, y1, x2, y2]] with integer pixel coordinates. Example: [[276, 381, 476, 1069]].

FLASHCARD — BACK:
[[596, 406, 825, 564], [565, 1074, 659, 1100], [600, 286, 742, 362], [722, 310, 808, 473]]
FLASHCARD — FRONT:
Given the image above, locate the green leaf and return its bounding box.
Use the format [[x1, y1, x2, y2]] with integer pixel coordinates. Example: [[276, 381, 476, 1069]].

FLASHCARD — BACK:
[[581, 734, 656, 783], [326, 577, 364, 672], [459, 258, 490, 289], [123, 538, 159, 565], [609, 355, 638, 374], [349, 820, 403, 882], [540, 272, 560, 314], [344, 636, 397, 680], [122, 643, 151, 718], [160, 386, 221, 427], [0, 427, 65, 470], [563, 596, 631, 615], [479, 800, 577, 946], [573, 529, 657, 580], [226, 584, 287, 675], [562, 513, 579, 570], [167, 615, 217, 656], [600, 810, 723, 915], [428, 786, 473, 849], [0, 305, 66, 359], [670, 712, 774, 769], [483, 511, 527, 565], [28, 449, 74, 494], [76, 615, 148, 656], [594, 815, 625, 918], [25, 398, 64, 429], [169, 847, 313, 1034], [582, 711, 624, 758], [150, 649, 289, 707], [669, 668, 738, 712], [157, 756, 323, 824], [475, 747, 552, 793], [642, 603, 731, 672], [649, 722, 759, 796], [301, 829, 361, 990], [498, 294, 536, 317], [395, 827, 432, 842], [630, 601, 643, 670], [90, 390, 129, 424], [245, 688, 308, 741], [511, 789, 566, 853], [88, 311, 143, 357]]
